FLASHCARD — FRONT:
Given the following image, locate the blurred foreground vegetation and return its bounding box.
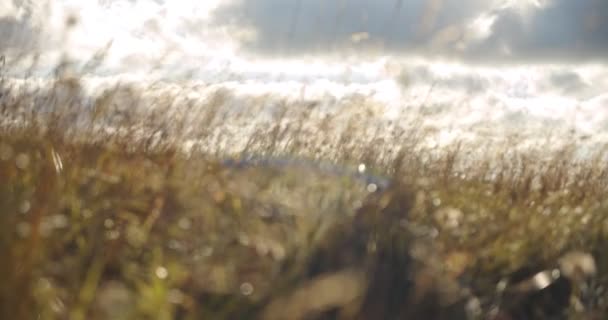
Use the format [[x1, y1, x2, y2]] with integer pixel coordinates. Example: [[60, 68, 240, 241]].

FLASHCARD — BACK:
[[1, 77, 608, 319], [1, 128, 608, 320]]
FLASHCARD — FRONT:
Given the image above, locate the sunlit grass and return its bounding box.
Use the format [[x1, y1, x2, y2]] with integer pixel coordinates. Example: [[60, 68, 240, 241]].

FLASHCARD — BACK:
[[1, 74, 608, 319]]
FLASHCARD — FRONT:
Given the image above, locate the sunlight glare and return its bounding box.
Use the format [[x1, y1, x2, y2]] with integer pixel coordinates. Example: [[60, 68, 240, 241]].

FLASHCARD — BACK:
[[499, 0, 550, 15]]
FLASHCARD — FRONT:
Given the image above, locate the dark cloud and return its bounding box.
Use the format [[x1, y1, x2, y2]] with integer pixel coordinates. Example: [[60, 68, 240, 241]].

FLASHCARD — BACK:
[[546, 71, 588, 95], [212, 0, 491, 57], [469, 0, 608, 63], [398, 64, 490, 94], [0, 16, 38, 51], [212, 0, 608, 63], [536, 69, 608, 100], [0, 1, 41, 52]]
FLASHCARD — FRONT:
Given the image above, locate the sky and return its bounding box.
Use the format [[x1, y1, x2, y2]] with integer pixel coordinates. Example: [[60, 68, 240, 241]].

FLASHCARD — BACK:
[[1, 0, 608, 149], [212, 0, 608, 63]]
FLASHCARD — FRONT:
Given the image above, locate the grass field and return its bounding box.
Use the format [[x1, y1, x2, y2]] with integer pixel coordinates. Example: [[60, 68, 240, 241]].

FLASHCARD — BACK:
[[1, 75, 608, 319]]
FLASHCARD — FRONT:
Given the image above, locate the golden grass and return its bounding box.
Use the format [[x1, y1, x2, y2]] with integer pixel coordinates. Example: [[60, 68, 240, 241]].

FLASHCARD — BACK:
[[1, 75, 608, 319]]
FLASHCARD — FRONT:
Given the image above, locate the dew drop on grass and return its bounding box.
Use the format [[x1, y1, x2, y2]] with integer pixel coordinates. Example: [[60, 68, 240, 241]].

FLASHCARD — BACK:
[[178, 217, 191, 230], [82, 209, 93, 219], [19, 201, 31, 214], [168, 239, 183, 251], [15, 153, 30, 170], [155, 266, 168, 279], [240, 282, 254, 296], [167, 289, 185, 304], [358, 163, 366, 173], [106, 230, 120, 240], [366, 183, 378, 193], [434, 207, 463, 229], [238, 233, 250, 246], [433, 197, 442, 207], [104, 218, 114, 229], [126, 225, 146, 248], [50, 214, 68, 229]]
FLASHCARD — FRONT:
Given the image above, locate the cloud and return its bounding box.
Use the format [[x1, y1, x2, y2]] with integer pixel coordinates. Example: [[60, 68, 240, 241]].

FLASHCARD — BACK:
[[211, 0, 608, 64], [0, 0, 238, 76], [0, 16, 35, 50], [211, 0, 494, 58], [0, 0, 41, 52], [544, 70, 588, 96], [468, 0, 608, 63]]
